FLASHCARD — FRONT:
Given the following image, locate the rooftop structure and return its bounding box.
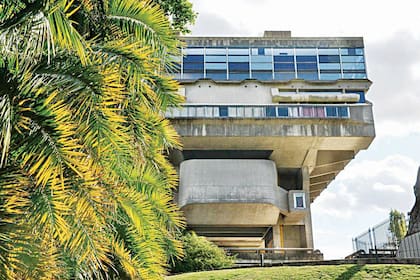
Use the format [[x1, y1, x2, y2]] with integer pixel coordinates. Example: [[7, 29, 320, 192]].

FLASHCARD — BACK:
[[167, 31, 375, 253]]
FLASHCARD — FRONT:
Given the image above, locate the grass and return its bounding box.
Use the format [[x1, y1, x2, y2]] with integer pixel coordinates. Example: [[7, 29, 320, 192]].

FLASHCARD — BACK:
[[166, 264, 420, 280]]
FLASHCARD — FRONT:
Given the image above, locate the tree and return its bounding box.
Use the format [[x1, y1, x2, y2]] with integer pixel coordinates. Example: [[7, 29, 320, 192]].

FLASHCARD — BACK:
[[171, 232, 235, 273], [389, 209, 407, 246], [0, 0, 185, 279], [153, 0, 197, 34]]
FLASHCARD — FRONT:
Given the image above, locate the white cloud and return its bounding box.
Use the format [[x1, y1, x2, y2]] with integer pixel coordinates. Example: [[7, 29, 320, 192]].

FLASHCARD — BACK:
[[312, 154, 419, 259]]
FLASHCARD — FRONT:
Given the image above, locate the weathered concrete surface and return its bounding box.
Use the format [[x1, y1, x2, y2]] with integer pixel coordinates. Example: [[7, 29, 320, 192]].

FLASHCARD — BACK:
[[179, 159, 289, 225]]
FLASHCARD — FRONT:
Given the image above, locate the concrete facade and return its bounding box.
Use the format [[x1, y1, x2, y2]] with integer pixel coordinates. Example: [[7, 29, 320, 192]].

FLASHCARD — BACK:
[[168, 31, 375, 254]]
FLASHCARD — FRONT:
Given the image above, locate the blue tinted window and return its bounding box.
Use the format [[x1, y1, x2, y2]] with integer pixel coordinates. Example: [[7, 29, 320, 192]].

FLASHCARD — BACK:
[[184, 55, 204, 63], [319, 63, 341, 70], [274, 72, 295, 80], [343, 73, 367, 79], [341, 56, 364, 63], [228, 56, 249, 62], [274, 55, 294, 63], [318, 48, 339, 55], [266, 107, 276, 117], [320, 73, 342, 80], [326, 107, 338, 117], [252, 71, 272, 80], [339, 107, 348, 117], [251, 63, 272, 70], [206, 48, 226, 55], [228, 48, 249, 55], [277, 107, 288, 116], [206, 71, 227, 80], [206, 56, 227, 62], [347, 91, 366, 103], [296, 56, 317, 62], [183, 63, 204, 71], [229, 62, 249, 71], [205, 63, 227, 70], [229, 73, 250, 80], [297, 63, 317, 71], [258, 48, 265, 55], [297, 72, 318, 80], [319, 55, 340, 63], [251, 56, 272, 63], [219, 106, 228, 117], [274, 63, 295, 71], [342, 63, 365, 70]]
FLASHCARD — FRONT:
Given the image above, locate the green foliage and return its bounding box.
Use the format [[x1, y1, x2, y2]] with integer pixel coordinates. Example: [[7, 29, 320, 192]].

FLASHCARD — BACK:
[[0, 0, 185, 279], [153, 0, 196, 34], [389, 209, 408, 244], [171, 232, 235, 273]]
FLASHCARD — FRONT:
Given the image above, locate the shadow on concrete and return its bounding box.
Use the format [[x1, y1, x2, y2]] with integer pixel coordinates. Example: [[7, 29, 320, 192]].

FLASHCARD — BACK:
[[336, 265, 364, 280]]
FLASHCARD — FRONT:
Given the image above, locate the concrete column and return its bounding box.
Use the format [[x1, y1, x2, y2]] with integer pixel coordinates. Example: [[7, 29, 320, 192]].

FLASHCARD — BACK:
[[272, 216, 283, 248], [302, 166, 314, 248]]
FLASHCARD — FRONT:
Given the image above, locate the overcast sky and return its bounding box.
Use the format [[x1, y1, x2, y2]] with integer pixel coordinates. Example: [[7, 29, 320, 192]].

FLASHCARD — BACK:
[[189, 0, 420, 259]]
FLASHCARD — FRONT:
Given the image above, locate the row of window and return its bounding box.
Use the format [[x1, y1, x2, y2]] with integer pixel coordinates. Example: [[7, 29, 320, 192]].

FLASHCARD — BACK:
[[166, 105, 350, 118], [171, 47, 366, 81]]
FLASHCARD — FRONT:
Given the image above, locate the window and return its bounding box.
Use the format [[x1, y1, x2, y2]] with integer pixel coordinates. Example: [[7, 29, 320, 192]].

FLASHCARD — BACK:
[[265, 107, 276, 117], [293, 193, 306, 209], [219, 106, 228, 117]]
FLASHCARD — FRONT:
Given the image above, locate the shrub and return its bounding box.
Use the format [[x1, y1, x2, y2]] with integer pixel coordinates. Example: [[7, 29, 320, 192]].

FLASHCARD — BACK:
[[171, 232, 235, 273]]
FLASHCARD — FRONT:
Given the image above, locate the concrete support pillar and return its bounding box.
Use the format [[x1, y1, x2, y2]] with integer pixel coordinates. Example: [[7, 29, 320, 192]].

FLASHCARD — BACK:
[[302, 166, 314, 248], [272, 216, 283, 248]]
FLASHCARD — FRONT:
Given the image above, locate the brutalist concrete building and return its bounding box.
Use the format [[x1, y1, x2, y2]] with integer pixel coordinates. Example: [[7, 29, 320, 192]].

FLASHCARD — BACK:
[[167, 31, 375, 254]]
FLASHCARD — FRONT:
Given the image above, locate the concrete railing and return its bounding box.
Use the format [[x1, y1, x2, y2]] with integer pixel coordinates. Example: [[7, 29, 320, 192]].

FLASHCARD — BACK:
[[165, 103, 374, 120]]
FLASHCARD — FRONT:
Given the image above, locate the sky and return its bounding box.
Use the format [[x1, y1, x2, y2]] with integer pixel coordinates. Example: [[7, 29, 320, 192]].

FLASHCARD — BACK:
[[188, 0, 420, 259]]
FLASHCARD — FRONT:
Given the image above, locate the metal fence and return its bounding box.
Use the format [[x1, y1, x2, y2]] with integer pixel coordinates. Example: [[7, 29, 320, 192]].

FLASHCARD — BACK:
[[352, 218, 408, 254]]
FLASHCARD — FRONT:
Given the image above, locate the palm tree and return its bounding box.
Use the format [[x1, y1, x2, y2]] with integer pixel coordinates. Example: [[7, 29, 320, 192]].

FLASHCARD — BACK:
[[0, 0, 185, 279]]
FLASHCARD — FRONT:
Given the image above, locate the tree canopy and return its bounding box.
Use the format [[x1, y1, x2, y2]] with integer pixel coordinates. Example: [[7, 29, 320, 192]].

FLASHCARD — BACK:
[[0, 0, 185, 278], [153, 0, 196, 33]]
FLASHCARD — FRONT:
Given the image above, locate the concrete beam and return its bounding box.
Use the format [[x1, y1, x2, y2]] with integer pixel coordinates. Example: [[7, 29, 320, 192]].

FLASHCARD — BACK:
[[310, 173, 336, 185]]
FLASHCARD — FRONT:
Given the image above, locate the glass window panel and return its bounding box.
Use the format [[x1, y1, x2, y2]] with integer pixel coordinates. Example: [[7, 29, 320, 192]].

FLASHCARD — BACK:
[[228, 107, 237, 117], [355, 48, 364, 55], [251, 48, 258, 55], [296, 56, 317, 62], [205, 63, 227, 70], [342, 73, 367, 79], [180, 107, 188, 117], [228, 56, 249, 62], [342, 63, 365, 70], [326, 107, 338, 117], [205, 107, 213, 117], [341, 56, 365, 63], [274, 63, 295, 71], [237, 107, 244, 117], [219, 106, 228, 117], [196, 107, 205, 117], [319, 63, 341, 70], [205, 48, 226, 55], [188, 107, 196, 116], [274, 56, 294, 63], [340, 48, 349, 55], [228, 48, 249, 55], [183, 55, 204, 63], [318, 48, 339, 55], [277, 107, 288, 117], [339, 107, 349, 117], [229, 73, 250, 80], [206, 55, 227, 62], [183, 63, 204, 72], [274, 72, 295, 80], [229, 62, 249, 71], [319, 55, 340, 63], [264, 48, 273, 55], [182, 73, 203, 80], [297, 63, 317, 71], [295, 48, 317, 55], [341, 48, 364, 56], [183, 48, 204, 55], [251, 63, 272, 70], [251, 71, 272, 80], [273, 48, 294, 55], [213, 107, 219, 116], [266, 107, 276, 117], [251, 55, 272, 63], [320, 73, 342, 80], [297, 72, 318, 80], [244, 107, 253, 117], [253, 107, 264, 117], [289, 107, 299, 117], [206, 72, 227, 80]]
